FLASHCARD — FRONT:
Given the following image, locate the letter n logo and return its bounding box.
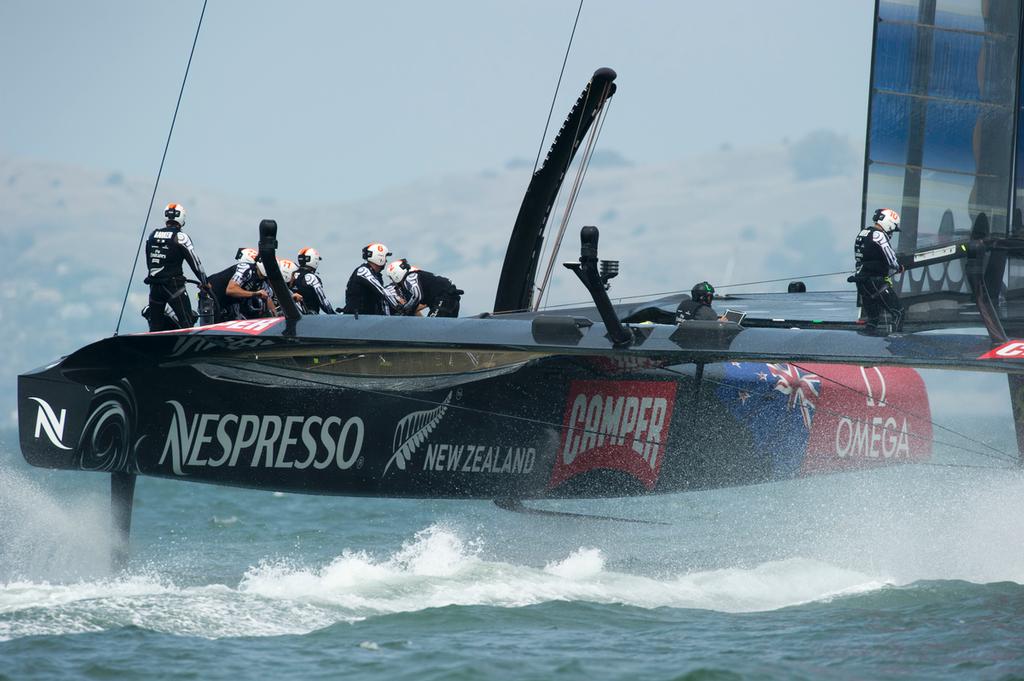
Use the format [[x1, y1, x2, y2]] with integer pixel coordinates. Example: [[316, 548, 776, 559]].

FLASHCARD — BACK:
[[29, 397, 72, 450]]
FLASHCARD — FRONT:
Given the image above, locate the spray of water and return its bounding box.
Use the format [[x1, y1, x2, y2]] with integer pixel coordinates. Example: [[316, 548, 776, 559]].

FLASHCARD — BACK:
[[0, 466, 113, 582]]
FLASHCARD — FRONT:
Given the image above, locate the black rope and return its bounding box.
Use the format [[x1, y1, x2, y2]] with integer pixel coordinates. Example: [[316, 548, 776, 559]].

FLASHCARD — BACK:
[[790, 361, 1016, 464], [205, 357, 1015, 470], [531, 0, 584, 177], [915, 461, 1017, 471], [114, 0, 209, 336], [535, 87, 614, 310], [660, 365, 1018, 466], [715, 270, 853, 291], [531, 270, 854, 314]]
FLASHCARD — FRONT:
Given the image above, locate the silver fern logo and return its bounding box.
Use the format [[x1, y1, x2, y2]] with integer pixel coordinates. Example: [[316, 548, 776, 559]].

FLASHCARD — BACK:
[[385, 392, 452, 475]]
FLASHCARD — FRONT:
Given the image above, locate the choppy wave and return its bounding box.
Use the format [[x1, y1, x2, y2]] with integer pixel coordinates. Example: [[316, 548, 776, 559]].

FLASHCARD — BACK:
[[1, 524, 889, 641], [1, 451, 1022, 647]]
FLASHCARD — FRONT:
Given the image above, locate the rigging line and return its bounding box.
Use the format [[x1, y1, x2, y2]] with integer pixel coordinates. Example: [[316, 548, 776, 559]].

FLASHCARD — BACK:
[[206, 360, 672, 452], [659, 360, 1019, 462], [699, 368, 1018, 465], [531, 76, 602, 309], [535, 269, 853, 313], [535, 87, 613, 311], [539, 96, 611, 313], [210, 358, 1007, 466], [916, 461, 1017, 471], [114, 0, 209, 336], [660, 365, 1019, 464], [791, 361, 1016, 463], [530, 80, 590, 304], [715, 270, 853, 290], [531, 0, 585, 177]]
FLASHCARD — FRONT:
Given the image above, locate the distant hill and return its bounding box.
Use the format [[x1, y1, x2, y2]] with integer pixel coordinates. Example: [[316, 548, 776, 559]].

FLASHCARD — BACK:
[[0, 132, 862, 426]]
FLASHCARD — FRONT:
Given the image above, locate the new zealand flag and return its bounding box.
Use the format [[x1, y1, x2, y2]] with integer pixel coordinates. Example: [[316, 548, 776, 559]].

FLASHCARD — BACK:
[[715, 362, 821, 477]]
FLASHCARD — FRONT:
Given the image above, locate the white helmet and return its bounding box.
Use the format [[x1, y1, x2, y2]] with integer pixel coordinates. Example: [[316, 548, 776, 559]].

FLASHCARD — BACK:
[[237, 247, 258, 264], [362, 242, 391, 267], [297, 247, 322, 271], [873, 208, 901, 235], [164, 203, 187, 228], [278, 258, 298, 283], [385, 259, 412, 285]]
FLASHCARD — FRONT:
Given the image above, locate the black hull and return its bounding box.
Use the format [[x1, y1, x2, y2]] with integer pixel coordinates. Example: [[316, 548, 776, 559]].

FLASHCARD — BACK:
[[18, 316, 943, 499]]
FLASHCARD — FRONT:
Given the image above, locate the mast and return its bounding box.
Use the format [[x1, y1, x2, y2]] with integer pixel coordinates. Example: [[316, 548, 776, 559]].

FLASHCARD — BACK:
[[492, 68, 616, 314]]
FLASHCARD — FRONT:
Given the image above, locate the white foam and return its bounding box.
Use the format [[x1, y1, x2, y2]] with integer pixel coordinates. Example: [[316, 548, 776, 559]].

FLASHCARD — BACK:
[[0, 575, 346, 641], [3, 464, 1020, 642], [544, 547, 605, 579], [238, 525, 885, 616], [0, 519, 899, 641]]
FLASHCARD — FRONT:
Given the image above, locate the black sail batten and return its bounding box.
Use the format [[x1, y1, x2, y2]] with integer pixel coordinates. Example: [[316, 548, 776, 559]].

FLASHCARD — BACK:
[[493, 68, 616, 314]]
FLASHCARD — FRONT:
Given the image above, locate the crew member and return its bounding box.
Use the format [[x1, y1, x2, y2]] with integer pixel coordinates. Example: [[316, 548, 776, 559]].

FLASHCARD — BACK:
[[206, 247, 255, 322], [144, 202, 207, 331], [676, 281, 720, 321], [343, 243, 403, 315], [293, 247, 337, 314], [853, 208, 904, 334], [384, 259, 463, 317], [226, 249, 276, 318], [270, 258, 304, 314]]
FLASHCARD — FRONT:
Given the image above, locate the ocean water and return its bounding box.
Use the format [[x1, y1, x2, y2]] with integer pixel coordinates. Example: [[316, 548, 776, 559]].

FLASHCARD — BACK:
[[1, 433, 1023, 680]]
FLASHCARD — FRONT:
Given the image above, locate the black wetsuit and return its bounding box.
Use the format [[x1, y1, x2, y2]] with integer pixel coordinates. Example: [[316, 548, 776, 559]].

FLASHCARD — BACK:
[[853, 226, 903, 333], [294, 267, 336, 314], [397, 269, 462, 318], [144, 225, 206, 331], [231, 263, 274, 318], [206, 264, 241, 323], [675, 299, 718, 321], [343, 264, 402, 315]]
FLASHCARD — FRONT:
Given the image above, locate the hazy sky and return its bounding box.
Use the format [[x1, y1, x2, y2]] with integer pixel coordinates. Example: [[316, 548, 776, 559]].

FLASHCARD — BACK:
[[1, 1, 874, 203]]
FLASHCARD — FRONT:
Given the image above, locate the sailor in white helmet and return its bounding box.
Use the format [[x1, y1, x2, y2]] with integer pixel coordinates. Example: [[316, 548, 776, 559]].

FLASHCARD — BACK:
[[224, 248, 276, 318], [343, 242, 404, 315], [293, 247, 337, 314], [144, 202, 208, 331], [206, 247, 254, 322], [385, 259, 463, 317], [269, 258, 304, 314], [853, 208, 905, 334]]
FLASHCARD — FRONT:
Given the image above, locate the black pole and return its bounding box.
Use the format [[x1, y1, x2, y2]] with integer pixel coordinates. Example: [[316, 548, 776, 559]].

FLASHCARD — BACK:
[[110, 472, 136, 571], [257, 219, 301, 322], [563, 226, 632, 347]]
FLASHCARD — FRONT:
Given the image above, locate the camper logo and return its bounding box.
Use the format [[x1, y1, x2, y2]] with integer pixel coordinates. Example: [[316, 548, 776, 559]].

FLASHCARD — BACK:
[[979, 340, 1024, 360], [28, 397, 72, 450], [552, 380, 677, 490]]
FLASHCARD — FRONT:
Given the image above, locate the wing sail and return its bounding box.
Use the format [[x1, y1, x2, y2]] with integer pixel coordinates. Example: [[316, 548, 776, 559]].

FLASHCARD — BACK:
[[863, 1, 1024, 319]]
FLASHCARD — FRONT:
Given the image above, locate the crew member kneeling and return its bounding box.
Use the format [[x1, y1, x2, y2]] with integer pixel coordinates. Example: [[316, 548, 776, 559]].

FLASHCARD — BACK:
[[853, 208, 904, 335], [225, 249, 276, 318], [144, 202, 207, 331], [385, 259, 463, 317]]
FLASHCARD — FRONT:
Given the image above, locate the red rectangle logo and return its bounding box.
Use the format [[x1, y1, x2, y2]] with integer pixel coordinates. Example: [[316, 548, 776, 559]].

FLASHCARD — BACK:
[[802, 364, 932, 473], [979, 340, 1024, 360], [143, 318, 284, 336], [551, 380, 677, 491]]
